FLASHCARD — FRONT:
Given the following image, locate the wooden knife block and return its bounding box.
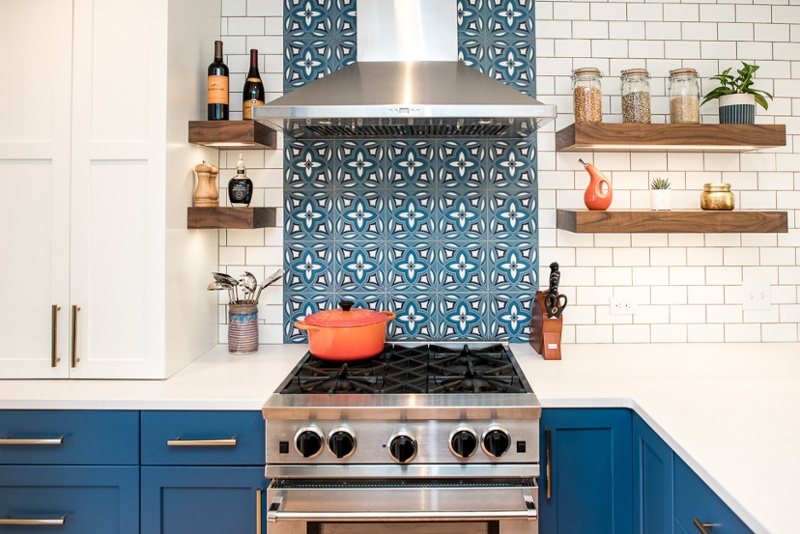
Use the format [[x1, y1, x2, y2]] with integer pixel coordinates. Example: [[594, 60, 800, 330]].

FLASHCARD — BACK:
[[529, 291, 563, 360]]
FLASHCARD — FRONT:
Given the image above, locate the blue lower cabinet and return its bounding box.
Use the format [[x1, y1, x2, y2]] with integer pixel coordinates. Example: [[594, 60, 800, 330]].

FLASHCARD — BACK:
[[632, 415, 673, 534], [141, 466, 267, 534], [539, 408, 633, 534], [0, 465, 139, 534], [673, 456, 752, 534]]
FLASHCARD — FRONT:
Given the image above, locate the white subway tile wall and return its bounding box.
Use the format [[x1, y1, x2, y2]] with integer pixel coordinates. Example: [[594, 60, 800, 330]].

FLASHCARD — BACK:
[[219, 0, 799, 344]]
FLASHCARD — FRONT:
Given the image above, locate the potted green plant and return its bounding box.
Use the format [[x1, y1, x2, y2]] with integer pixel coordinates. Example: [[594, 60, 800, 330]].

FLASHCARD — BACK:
[[650, 177, 671, 211], [701, 61, 773, 124]]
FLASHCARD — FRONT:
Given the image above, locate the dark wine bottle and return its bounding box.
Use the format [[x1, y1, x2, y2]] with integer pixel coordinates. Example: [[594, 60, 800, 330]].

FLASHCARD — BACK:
[[242, 49, 265, 120], [207, 40, 229, 120]]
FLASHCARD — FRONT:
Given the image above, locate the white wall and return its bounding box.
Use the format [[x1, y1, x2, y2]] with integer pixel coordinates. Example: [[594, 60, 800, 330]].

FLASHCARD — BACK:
[[218, 0, 800, 345]]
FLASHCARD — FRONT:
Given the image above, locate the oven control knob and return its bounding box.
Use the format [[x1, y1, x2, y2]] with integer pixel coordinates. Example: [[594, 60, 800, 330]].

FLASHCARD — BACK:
[[388, 431, 417, 463], [328, 428, 357, 459], [481, 425, 511, 458], [449, 426, 478, 459], [295, 426, 324, 458]]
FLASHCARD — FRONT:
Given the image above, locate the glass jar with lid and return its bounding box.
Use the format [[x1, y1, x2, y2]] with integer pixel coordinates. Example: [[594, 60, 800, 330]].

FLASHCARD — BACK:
[[668, 68, 700, 124], [620, 68, 651, 123], [572, 67, 603, 123]]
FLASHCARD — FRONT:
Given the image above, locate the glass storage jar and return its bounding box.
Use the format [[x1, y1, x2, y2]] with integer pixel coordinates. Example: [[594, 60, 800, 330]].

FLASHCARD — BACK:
[[620, 68, 651, 123], [668, 68, 700, 124], [572, 67, 603, 123]]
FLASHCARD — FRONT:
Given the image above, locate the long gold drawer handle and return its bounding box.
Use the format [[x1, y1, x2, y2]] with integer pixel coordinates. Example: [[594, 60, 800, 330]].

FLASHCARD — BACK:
[[256, 488, 263, 534], [71, 305, 80, 368], [166, 437, 237, 447], [0, 436, 64, 446], [693, 518, 714, 533], [0, 515, 66, 525], [51, 305, 61, 367]]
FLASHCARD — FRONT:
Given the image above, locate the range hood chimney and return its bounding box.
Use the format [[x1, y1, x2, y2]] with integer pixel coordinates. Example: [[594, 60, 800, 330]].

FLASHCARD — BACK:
[[253, 0, 556, 139]]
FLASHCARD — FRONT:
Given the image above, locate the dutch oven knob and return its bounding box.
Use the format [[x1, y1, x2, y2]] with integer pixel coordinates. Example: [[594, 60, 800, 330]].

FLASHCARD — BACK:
[[339, 300, 354, 312]]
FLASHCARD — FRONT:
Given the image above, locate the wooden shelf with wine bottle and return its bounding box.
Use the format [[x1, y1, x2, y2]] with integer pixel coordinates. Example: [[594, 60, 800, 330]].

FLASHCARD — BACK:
[[188, 121, 277, 150]]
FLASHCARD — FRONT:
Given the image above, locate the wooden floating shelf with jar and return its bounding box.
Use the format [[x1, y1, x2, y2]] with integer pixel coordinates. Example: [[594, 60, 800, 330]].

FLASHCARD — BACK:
[[187, 207, 277, 229], [556, 123, 786, 152], [188, 120, 277, 149], [556, 209, 788, 234]]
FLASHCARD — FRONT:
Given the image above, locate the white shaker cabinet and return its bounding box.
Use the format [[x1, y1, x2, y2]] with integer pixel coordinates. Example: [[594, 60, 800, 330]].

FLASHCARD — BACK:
[[0, 0, 220, 378]]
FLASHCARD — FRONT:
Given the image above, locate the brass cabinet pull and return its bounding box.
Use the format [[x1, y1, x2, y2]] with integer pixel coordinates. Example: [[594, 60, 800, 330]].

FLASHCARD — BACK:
[[256, 488, 263, 534], [693, 518, 714, 533], [166, 438, 237, 447], [0, 436, 64, 446], [71, 305, 80, 368], [545, 428, 552, 499], [0, 515, 66, 525], [51, 305, 61, 367]]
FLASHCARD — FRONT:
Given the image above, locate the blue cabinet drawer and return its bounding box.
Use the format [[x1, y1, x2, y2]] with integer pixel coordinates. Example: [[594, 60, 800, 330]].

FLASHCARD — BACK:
[[674, 456, 752, 534], [0, 410, 139, 465], [141, 411, 265, 465], [0, 465, 139, 534]]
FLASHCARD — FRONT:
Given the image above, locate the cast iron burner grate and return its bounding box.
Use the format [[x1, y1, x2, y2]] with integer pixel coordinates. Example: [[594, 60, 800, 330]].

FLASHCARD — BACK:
[[281, 344, 526, 395]]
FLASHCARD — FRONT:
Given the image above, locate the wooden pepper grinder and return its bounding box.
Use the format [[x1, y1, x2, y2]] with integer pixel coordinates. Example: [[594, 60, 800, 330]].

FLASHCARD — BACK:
[[193, 160, 219, 207]]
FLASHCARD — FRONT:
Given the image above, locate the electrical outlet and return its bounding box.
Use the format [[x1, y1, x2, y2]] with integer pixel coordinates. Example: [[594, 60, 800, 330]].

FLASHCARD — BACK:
[[742, 280, 771, 311], [609, 297, 636, 315]]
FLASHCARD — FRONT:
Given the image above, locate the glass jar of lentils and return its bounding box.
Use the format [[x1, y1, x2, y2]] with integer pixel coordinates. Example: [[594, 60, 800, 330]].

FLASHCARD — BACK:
[[572, 67, 603, 123], [620, 68, 651, 123], [668, 68, 700, 124]]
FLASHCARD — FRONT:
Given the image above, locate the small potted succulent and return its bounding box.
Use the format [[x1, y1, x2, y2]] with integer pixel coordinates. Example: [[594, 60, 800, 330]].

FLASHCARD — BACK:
[[650, 177, 671, 211], [701, 61, 773, 124]]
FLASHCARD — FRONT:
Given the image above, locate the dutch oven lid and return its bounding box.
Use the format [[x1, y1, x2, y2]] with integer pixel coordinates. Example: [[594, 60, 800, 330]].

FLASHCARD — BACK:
[[304, 301, 389, 327]]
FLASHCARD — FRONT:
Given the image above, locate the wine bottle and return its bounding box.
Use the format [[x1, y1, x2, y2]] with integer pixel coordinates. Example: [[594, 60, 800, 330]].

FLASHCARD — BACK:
[[242, 49, 265, 120], [207, 40, 229, 120]]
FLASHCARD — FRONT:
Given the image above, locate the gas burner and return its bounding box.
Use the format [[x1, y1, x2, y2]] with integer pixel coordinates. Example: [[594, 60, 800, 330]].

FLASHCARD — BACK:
[[280, 343, 528, 395]]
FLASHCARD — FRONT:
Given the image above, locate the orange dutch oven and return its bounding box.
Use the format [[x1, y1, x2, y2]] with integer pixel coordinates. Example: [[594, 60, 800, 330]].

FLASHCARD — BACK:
[[295, 301, 396, 361]]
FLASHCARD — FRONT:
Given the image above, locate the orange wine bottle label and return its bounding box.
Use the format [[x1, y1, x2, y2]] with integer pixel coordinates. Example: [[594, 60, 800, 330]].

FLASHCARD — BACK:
[[243, 99, 265, 119], [208, 76, 229, 104]]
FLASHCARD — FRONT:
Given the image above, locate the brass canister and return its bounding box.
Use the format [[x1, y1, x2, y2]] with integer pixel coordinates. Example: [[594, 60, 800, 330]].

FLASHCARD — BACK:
[[700, 183, 735, 210]]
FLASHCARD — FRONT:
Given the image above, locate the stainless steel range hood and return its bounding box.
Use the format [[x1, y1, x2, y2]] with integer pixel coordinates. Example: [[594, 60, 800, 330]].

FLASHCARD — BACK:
[[253, 0, 555, 139]]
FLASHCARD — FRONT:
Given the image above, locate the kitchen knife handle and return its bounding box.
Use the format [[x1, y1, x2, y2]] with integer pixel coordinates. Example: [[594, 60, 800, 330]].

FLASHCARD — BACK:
[[545, 428, 552, 499], [0, 515, 66, 526], [71, 305, 80, 368], [256, 488, 263, 534], [51, 305, 62, 367], [693, 518, 714, 533]]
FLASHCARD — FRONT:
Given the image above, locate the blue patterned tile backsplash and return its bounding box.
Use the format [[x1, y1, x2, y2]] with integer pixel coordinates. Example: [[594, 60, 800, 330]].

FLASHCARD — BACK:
[[283, 0, 538, 343]]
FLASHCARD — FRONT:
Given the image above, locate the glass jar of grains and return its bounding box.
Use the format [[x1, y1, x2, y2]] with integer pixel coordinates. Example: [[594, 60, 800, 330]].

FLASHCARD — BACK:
[[668, 68, 700, 124], [572, 67, 603, 123], [620, 68, 651, 123]]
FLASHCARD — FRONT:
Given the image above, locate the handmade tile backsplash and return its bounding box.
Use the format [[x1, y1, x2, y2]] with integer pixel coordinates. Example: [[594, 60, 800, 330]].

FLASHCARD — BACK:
[[281, 0, 539, 343]]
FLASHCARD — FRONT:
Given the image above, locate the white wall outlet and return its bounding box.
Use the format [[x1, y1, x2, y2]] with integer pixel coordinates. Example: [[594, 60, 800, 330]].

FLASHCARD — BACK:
[[742, 280, 771, 311], [609, 297, 637, 315]]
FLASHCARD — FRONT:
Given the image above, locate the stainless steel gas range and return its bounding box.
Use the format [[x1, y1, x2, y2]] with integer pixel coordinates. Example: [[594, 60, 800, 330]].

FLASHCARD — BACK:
[[262, 343, 541, 534]]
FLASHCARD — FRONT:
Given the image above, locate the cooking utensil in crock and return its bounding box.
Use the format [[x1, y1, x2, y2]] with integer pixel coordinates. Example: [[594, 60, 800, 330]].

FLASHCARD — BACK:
[[212, 272, 240, 302], [207, 281, 235, 303], [254, 268, 285, 303], [295, 300, 396, 361], [239, 271, 257, 301]]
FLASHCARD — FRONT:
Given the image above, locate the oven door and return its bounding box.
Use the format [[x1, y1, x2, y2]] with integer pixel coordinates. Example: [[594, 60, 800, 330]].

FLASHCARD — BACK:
[[266, 478, 538, 534]]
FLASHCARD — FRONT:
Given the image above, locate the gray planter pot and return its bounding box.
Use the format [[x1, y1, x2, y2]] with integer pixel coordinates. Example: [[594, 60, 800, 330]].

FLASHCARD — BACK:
[[718, 93, 755, 124]]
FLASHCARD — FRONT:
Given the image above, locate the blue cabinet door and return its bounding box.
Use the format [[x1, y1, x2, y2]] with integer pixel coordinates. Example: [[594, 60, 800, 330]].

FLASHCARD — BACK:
[[0, 465, 139, 534], [141, 466, 267, 534], [632, 414, 673, 534], [539, 408, 633, 534]]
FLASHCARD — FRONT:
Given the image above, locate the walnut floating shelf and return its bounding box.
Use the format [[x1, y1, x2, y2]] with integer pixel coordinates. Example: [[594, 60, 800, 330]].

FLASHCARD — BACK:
[[187, 207, 277, 229], [557, 209, 788, 234], [556, 123, 786, 152], [188, 120, 277, 149]]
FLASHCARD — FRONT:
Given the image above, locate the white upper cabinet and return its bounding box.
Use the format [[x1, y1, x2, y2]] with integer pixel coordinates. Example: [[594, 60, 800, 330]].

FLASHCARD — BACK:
[[0, 0, 221, 379]]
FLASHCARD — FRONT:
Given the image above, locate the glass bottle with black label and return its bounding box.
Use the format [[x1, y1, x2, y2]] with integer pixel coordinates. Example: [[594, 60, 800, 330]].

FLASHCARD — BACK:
[[228, 154, 253, 207], [242, 49, 265, 120]]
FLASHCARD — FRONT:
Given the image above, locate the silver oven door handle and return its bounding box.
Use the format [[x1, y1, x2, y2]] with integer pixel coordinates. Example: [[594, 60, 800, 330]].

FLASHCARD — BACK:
[[267, 488, 537, 523]]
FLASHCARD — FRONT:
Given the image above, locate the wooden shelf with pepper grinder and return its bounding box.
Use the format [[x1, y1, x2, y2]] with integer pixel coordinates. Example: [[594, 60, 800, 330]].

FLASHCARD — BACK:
[[530, 262, 567, 360]]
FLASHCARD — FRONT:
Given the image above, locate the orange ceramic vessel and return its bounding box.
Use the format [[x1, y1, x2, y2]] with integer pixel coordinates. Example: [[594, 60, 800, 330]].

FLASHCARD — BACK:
[[580, 159, 613, 210], [295, 301, 396, 361]]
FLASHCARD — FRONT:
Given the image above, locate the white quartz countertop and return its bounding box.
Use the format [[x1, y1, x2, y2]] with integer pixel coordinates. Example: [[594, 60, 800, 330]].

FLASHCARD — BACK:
[[1, 342, 798, 533]]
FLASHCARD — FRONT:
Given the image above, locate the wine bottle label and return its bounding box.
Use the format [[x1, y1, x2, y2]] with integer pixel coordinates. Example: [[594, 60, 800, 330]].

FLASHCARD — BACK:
[[208, 76, 229, 104], [243, 99, 265, 119]]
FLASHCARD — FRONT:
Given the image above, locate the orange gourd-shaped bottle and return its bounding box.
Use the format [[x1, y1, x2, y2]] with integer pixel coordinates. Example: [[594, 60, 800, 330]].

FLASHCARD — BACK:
[[580, 159, 612, 210]]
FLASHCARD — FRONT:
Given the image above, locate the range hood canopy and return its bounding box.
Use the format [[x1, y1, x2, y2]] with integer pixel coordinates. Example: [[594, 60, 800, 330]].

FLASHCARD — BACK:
[[253, 0, 555, 139]]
